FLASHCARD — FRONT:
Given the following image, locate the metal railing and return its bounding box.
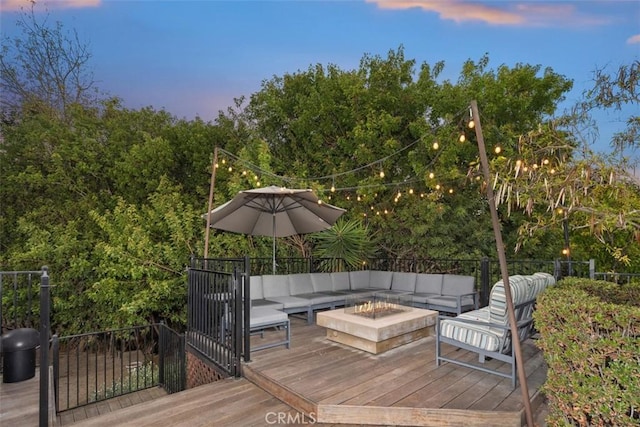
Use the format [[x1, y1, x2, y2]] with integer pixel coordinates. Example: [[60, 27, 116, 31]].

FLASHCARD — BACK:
[[158, 322, 186, 394], [52, 323, 185, 413], [593, 271, 640, 284], [0, 269, 45, 335], [187, 258, 247, 378]]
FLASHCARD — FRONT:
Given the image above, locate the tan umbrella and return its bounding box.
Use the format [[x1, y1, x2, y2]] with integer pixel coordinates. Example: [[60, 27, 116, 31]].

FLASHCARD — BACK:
[[204, 186, 346, 273]]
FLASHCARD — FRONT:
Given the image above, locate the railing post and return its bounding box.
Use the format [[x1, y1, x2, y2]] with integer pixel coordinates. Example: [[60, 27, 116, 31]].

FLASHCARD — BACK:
[[52, 334, 59, 414], [243, 272, 251, 363], [233, 269, 243, 377], [158, 321, 165, 386], [554, 259, 562, 280], [589, 259, 595, 279], [39, 266, 50, 427], [480, 257, 490, 307]]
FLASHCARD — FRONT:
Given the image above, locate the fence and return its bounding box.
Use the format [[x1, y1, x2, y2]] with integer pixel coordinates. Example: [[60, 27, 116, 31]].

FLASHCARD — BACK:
[[52, 323, 186, 413], [0, 269, 45, 336], [187, 258, 248, 378]]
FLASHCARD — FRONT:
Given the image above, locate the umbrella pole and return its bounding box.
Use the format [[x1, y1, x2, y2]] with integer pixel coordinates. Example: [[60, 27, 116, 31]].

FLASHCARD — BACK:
[[471, 100, 534, 427], [272, 213, 276, 274], [204, 146, 219, 259]]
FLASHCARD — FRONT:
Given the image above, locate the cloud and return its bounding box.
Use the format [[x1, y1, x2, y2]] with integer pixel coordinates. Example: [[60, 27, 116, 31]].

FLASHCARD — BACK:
[[367, 0, 611, 27], [628, 34, 640, 44], [0, 0, 101, 13]]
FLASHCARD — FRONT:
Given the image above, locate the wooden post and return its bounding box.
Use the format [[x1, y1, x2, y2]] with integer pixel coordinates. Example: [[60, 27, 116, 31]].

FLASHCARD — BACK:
[[470, 100, 535, 427], [203, 147, 219, 259]]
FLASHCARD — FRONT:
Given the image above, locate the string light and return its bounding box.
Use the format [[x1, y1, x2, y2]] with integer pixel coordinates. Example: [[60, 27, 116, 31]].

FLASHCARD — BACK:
[[379, 170, 385, 178], [432, 142, 439, 150], [459, 133, 466, 143], [428, 172, 435, 179], [494, 146, 502, 154]]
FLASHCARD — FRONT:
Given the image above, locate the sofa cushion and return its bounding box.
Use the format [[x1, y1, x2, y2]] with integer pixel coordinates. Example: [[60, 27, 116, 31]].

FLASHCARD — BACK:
[[369, 270, 393, 290], [415, 274, 443, 294], [250, 299, 284, 310], [487, 275, 530, 336], [331, 272, 351, 292], [349, 270, 371, 290], [250, 276, 264, 300], [265, 295, 312, 309], [426, 295, 475, 309], [288, 273, 314, 296], [262, 275, 291, 298], [391, 272, 417, 293], [310, 273, 334, 293], [411, 293, 441, 304], [250, 307, 289, 328], [441, 275, 475, 297], [439, 319, 501, 352]]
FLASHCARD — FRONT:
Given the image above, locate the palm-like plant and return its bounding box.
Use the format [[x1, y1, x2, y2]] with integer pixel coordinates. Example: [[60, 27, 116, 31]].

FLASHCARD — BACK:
[[311, 218, 378, 271]]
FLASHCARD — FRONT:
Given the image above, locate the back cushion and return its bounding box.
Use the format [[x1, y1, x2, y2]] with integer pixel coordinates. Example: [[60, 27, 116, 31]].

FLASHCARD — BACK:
[[349, 270, 371, 290], [250, 276, 264, 300], [415, 274, 443, 294], [331, 272, 351, 291], [310, 273, 333, 293], [262, 275, 291, 298], [288, 273, 314, 295], [441, 275, 475, 296], [391, 272, 417, 292], [369, 270, 393, 290], [488, 275, 529, 334]]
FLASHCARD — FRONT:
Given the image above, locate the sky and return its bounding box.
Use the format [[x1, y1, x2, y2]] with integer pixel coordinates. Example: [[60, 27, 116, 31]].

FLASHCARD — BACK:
[[1, 0, 639, 155]]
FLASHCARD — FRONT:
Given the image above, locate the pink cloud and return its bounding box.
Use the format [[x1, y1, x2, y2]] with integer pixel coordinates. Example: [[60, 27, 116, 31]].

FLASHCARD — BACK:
[[369, 0, 523, 25], [367, 0, 611, 27], [628, 34, 640, 44], [0, 0, 101, 13]]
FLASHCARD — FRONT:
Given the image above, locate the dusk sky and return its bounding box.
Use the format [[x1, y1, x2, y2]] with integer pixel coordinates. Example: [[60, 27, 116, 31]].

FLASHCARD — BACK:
[[1, 0, 639, 153]]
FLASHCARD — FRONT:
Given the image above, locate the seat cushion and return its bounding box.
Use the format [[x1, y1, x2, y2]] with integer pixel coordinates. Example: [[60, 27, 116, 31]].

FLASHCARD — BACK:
[[250, 276, 264, 300], [263, 296, 311, 309], [250, 308, 288, 328], [331, 272, 351, 292], [411, 292, 441, 304], [250, 299, 284, 310], [439, 318, 501, 352], [349, 270, 371, 290], [310, 273, 334, 293], [426, 295, 475, 309], [369, 270, 393, 290]]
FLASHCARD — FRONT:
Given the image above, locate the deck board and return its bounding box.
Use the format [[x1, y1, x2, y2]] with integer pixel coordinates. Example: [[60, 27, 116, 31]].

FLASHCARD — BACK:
[[1, 316, 548, 426]]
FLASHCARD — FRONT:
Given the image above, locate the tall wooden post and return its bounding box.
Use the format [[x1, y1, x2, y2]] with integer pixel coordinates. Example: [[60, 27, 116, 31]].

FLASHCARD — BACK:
[[470, 100, 535, 427], [204, 146, 219, 259]]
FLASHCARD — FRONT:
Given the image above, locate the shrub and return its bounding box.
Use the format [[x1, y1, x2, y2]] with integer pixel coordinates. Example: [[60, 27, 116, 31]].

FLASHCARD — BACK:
[[534, 278, 640, 426]]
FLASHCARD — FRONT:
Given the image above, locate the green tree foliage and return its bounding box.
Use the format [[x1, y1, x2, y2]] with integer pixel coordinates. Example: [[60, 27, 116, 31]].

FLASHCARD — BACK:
[[311, 218, 378, 271]]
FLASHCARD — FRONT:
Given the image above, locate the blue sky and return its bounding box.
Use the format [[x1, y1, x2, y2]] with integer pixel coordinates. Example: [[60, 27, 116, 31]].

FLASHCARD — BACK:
[[1, 0, 639, 153]]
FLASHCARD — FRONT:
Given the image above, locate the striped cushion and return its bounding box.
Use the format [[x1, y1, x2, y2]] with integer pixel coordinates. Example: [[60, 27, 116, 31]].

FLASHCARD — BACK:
[[487, 275, 530, 337], [439, 319, 501, 352]]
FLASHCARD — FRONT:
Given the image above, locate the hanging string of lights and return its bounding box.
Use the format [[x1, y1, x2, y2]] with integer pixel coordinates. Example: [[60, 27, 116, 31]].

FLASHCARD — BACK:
[[210, 103, 560, 218]]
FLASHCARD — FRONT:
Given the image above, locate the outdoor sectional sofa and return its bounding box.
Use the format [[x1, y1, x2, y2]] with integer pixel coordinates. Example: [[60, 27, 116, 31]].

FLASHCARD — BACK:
[[435, 272, 556, 388], [248, 270, 479, 325]]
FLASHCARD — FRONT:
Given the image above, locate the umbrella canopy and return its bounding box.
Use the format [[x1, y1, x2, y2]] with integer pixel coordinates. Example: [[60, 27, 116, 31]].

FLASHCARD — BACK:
[[204, 186, 346, 273]]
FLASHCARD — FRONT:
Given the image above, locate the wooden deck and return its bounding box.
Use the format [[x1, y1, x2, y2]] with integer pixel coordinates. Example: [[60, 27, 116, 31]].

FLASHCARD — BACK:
[[1, 316, 548, 426]]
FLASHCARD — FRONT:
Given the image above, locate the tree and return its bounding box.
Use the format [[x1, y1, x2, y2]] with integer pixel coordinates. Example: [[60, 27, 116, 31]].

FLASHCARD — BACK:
[[0, 5, 97, 119]]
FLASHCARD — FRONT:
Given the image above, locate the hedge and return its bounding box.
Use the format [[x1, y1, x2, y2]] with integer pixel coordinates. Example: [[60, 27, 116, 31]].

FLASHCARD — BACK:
[[534, 278, 640, 426]]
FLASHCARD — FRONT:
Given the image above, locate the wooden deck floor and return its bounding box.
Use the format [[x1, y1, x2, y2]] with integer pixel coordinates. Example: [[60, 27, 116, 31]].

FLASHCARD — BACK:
[[1, 316, 548, 426]]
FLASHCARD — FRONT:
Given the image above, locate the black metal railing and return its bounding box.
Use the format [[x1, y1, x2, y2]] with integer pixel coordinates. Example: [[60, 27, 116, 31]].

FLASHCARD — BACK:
[[158, 322, 186, 394], [187, 258, 247, 378], [52, 323, 184, 413], [594, 271, 640, 284], [0, 269, 44, 335]]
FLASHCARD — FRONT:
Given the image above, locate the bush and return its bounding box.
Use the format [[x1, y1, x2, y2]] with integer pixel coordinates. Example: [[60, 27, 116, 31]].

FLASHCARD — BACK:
[[534, 278, 640, 426]]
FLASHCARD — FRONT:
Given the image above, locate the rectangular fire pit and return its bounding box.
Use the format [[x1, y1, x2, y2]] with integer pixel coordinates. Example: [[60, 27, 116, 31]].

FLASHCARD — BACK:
[[317, 296, 437, 354]]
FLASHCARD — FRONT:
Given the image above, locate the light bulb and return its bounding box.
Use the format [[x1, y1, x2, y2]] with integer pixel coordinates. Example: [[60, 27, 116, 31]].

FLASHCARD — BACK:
[[318, 200, 323, 205], [228, 166, 232, 172], [221, 159, 226, 164], [409, 188, 414, 194], [357, 195, 361, 201], [459, 134, 466, 143], [494, 146, 501, 154], [449, 188, 454, 194], [428, 172, 435, 179], [331, 185, 335, 192], [242, 170, 247, 176], [543, 158, 549, 165], [468, 120, 475, 129], [214, 163, 219, 169], [379, 170, 385, 178], [435, 184, 441, 190], [432, 142, 439, 150]]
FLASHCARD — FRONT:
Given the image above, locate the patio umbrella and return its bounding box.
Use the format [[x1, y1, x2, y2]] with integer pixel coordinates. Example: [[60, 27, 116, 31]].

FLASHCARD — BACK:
[[204, 186, 346, 273]]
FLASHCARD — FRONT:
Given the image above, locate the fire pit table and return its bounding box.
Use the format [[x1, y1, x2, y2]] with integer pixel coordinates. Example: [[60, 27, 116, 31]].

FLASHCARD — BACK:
[[316, 293, 438, 354]]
